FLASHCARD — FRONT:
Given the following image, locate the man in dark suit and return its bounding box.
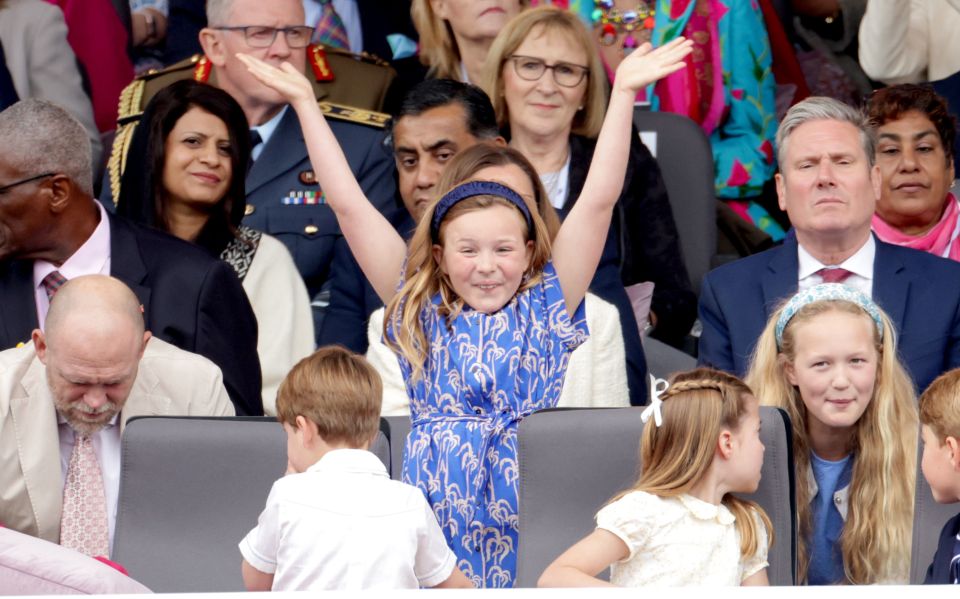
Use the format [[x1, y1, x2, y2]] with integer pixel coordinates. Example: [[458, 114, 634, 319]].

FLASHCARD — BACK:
[[699, 96, 960, 393], [198, 0, 398, 338], [0, 98, 262, 416]]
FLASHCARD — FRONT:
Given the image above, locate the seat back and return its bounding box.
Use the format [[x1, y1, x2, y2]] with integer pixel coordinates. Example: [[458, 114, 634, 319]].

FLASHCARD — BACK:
[[515, 407, 796, 587], [910, 445, 959, 583], [113, 416, 389, 592], [644, 337, 696, 381], [632, 110, 716, 295], [383, 415, 412, 481]]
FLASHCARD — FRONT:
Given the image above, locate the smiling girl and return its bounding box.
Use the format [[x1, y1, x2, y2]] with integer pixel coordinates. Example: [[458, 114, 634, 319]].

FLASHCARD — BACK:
[[746, 283, 917, 584], [237, 34, 692, 587]]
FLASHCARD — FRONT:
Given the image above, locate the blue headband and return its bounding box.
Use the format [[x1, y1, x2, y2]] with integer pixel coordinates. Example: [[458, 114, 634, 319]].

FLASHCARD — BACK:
[[430, 180, 534, 242], [775, 283, 884, 347]]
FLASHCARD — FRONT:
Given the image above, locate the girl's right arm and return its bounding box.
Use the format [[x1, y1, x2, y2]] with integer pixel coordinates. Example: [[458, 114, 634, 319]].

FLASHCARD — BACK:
[[537, 529, 628, 587], [237, 54, 407, 305]]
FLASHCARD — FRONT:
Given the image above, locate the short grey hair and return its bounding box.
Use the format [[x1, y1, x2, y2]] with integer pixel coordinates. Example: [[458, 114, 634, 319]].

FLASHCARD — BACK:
[[205, 0, 232, 25], [0, 99, 93, 196], [776, 96, 876, 170]]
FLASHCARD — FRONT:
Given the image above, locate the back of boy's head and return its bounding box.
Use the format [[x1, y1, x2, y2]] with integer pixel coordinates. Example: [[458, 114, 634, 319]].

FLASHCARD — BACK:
[[638, 368, 754, 495], [920, 368, 960, 442], [275, 346, 383, 447]]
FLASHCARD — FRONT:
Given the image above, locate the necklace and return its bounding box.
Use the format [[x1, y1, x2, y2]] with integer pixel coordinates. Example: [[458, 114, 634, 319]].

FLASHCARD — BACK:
[[592, 0, 656, 55]]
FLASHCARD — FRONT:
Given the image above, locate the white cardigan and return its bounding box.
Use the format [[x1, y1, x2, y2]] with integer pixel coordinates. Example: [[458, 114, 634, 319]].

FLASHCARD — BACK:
[[242, 234, 315, 414], [365, 293, 631, 416]]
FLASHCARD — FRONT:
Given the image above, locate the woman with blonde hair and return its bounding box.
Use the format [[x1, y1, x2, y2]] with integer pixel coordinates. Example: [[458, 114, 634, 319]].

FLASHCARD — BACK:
[[483, 6, 696, 402], [411, 0, 527, 83], [746, 284, 917, 584]]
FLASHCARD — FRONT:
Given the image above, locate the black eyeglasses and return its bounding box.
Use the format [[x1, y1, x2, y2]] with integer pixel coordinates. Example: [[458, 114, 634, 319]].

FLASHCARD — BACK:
[[212, 25, 315, 48], [0, 172, 55, 194], [509, 55, 589, 88]]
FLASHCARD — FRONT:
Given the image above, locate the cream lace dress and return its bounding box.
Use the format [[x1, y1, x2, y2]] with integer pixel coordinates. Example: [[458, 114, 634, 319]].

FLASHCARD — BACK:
[[596, 491, 769, 586]]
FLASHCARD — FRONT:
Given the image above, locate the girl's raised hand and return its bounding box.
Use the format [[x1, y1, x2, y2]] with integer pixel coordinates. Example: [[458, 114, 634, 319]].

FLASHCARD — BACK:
[[236, 53, 315, 108], [612, 37, 693, 95]]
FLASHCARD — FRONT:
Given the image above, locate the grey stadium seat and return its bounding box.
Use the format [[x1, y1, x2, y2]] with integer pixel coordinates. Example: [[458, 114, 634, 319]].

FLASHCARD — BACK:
[[633, 109, 716, 295], [515, 406, 796, 587], [112, 416, 389, 592]]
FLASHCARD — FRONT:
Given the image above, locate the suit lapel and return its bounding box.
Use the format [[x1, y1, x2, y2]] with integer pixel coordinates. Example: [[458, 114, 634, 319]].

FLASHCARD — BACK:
[[246, 108, 305, 198], [12, 357, 64, 542], [0, 260, 39, 347], [760, 239, 800, 320], [107, 214, 152, 320], [872, 239, 908, 333]]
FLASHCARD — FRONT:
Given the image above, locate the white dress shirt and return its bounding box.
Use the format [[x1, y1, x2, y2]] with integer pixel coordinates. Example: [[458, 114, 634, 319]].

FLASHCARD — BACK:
[[33, 201, 112, 330], [58, 414, 122, 551], [797, 235, 876, 298]]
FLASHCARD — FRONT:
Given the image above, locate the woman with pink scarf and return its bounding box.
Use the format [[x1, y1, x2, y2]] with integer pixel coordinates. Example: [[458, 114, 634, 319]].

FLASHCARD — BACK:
[[868, 85, 960, 261]]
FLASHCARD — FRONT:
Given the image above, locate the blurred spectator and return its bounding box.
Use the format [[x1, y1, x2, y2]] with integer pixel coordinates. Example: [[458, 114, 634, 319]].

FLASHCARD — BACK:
[[130, 0, 169, 73], [0, 0, 102, 168], [868, 85, 960, 261], [859, 0, 960, 85], [116, 80, 314, 414], [412, 0, 526, 83], [43, 0, 135, 134], [0, 42, 17, 111], [592, 0, 785, 241], [0, 99, 263, 415], [0, 275, 234, 554]]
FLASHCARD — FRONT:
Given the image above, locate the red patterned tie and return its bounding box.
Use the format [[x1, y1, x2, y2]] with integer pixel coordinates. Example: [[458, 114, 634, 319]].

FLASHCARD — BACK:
[[313, 0, 349, 49], [817, 267, 853, 284], [41, 270, 68, 301], [60, 434, 110, 556]]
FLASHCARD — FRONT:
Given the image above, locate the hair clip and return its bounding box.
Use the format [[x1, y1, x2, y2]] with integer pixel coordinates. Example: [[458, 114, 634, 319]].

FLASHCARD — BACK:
[[641, 374, 669, 427]]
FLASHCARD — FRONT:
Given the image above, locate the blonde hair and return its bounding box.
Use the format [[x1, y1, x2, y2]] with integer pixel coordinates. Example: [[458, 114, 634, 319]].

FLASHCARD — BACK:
[[610, 368, 773, 558], [482, 6, 607, 138], [919, 368, 960, 442], [383, 143, 554, 382], [275, 346, 383, 447], [746, 299, 917, 584], [411, 0, 530, 80]]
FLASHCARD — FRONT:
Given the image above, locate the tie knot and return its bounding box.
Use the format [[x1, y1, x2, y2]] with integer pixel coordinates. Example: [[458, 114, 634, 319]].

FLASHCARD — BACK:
[[41, 270, 67, 301], [818, 267, 853, 284], [249, 129, 262, 148]]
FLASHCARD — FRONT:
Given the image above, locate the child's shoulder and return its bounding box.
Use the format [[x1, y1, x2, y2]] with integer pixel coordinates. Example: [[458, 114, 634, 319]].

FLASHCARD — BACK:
[[598, 490, 686, 523]]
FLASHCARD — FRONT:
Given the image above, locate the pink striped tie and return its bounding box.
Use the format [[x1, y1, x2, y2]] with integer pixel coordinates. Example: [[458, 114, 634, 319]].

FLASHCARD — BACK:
[[60, 434, 110, 556], [817, 267, 853, 284]]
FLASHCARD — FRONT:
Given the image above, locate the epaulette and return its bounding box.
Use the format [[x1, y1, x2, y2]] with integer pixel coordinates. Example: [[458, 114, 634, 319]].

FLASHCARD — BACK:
[[319, 101, 390, 129]]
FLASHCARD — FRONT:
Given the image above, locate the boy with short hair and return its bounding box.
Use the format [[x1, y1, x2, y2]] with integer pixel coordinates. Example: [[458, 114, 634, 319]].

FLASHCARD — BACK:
[[239, 346, 472, 590], [918, 368, 960, 584]]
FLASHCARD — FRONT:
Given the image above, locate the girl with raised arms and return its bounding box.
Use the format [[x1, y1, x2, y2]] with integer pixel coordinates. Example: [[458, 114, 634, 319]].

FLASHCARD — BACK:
[[237, 29, 692, 588]]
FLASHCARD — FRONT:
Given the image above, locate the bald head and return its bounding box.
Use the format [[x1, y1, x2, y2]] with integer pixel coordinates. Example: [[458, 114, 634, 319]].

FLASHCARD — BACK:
[[34, 276, 150, 434]]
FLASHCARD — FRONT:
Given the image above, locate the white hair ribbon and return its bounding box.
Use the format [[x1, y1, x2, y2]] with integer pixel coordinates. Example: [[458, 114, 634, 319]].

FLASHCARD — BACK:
[[641, 374, 669, 427]]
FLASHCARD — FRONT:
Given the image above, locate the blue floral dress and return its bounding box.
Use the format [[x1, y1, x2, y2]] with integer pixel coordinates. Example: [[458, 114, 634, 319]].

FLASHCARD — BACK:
[[389, 262, 588, 588]]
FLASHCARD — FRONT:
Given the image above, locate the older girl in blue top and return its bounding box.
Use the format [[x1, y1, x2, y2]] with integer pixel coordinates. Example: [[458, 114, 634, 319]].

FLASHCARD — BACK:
[[747, 284, 917, 584], [238, 36, 693, 588]]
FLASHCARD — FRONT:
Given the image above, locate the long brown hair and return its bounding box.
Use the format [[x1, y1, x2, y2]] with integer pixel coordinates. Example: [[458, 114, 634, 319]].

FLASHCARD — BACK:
[[610, 368, 773, 558], [746, 300, 917, 583], [383, 143, 555, 381]]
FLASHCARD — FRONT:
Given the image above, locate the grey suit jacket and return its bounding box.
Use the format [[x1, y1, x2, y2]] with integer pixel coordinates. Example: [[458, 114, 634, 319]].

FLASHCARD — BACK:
[[0, 338, 234, 544], [0, 0, 102, 165]]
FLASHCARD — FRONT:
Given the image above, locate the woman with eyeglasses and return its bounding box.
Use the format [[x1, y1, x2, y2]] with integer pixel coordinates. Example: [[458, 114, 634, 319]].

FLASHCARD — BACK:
[[115, 79, 314, 414], [482, 6, 696, 403]]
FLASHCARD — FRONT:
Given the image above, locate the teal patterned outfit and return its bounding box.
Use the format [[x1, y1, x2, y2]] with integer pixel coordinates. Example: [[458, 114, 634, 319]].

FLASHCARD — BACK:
[[389, 262, 588, 588]]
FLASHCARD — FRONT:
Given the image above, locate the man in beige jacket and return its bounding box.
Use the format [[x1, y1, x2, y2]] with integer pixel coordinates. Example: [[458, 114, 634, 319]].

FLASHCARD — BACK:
[[0, 275, 233, 552]]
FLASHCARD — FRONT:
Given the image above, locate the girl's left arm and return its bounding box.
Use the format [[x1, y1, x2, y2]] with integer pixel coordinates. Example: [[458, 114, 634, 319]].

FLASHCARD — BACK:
[[538, 529, 628, 587], [742, 568, 769, 586], [552, 38, 692, 315]]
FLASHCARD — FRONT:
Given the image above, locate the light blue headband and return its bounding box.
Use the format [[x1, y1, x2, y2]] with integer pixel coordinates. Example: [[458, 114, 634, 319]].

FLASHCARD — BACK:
[[775, 283, 884, 347]]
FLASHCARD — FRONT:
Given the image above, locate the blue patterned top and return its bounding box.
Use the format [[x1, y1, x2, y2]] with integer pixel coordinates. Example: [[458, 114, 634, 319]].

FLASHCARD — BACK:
[[389, 261, 588, 588]]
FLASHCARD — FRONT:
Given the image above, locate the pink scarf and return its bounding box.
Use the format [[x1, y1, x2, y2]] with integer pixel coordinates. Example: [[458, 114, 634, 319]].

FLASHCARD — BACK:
[[871, 193, 960, 262]]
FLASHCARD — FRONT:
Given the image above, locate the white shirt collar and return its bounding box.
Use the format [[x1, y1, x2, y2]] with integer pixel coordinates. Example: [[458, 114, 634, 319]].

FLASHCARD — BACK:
[[250, 105, 288, 160], [307, 448, 388, 477], [798, 235, 875, 290]]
